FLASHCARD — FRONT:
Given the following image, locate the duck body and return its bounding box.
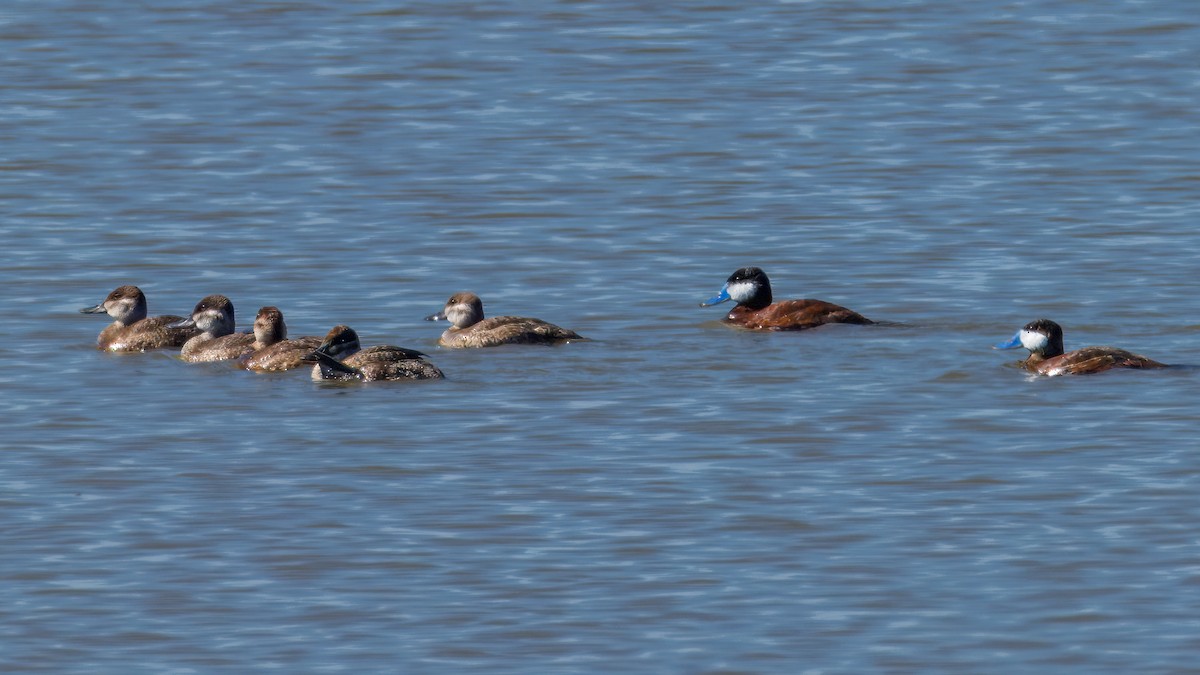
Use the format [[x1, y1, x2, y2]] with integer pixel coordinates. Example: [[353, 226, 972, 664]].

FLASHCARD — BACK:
[[700, 267, 872, 331], [995, 318, 1167, 376], [1033, 347, 1167, 376], [724, 299, 873, 331], [425, 292, 585, 348], [80, 285, 198, 351], [172, 294, 257, 363], [239, 306, 322, 373], [304, 325, 444, 382], [339, 346, 446, 381], [242, 337, 323, 372]]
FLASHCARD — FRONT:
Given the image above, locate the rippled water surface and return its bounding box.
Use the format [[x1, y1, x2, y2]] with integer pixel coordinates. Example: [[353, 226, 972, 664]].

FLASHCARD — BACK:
[[4, 1, 1200, 672]]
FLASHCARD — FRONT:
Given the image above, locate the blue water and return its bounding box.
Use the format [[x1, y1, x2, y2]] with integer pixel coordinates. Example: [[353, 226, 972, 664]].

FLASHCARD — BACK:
[[3, 1, 1200, 672]]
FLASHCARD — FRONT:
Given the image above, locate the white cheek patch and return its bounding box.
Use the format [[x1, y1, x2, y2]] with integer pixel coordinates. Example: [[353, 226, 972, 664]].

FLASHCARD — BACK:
[[194, 308, 226, 331], [447, 304, 473, 328], [1020, 329, 1049, 352], [109, 298, 134, 319], [726, 280, 757, 304]]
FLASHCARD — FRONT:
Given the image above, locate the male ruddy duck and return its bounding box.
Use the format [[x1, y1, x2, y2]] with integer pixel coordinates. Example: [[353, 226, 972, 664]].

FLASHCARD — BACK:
[[80, 285, 198, 351], [171, 294, 257, 363], [424, 292, 585, 348], [700, 267, 873, 331], [239, 306, 322, 373], [994, 318, 1167, 376], [302, 325, 444, 381]]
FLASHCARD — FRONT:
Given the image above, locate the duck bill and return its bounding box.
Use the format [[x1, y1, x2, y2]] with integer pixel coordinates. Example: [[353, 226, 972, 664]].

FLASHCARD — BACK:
[[699, 286, 731, 307], [300, 344, 333, 363], [168, 317, 197, 329], [993, 332, 1023, 350], [79, 303, 107, 314], [424, 311, 447, 322], [304, 348, 362, 378]]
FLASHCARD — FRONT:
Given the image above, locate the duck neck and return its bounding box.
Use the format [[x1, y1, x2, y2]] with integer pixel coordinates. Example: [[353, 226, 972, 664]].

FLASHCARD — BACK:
[[741, 287, 772, 311]]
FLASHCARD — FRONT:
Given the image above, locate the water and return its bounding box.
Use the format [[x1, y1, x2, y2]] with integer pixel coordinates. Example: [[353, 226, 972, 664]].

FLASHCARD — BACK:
[[3, 0, 1200, 672]]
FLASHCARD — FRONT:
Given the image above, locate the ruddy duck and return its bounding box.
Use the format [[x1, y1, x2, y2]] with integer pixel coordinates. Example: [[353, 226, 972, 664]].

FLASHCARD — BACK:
[[239, 306, 322, 373], [170, 294, 257, 363], [700, 267, 873, 331], [424, 292, 585, 348], [302, 325, 444, 381], [80, 285, 198, 351], [994, 318, 1167, 376]]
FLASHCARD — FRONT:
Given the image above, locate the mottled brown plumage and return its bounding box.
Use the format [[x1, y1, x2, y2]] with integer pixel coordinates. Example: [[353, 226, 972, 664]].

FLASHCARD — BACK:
[[175, 294, 257, 363], [240, 306, 323, 372], [305, 325, 444, 382], [425, 292, 585, 348], [242, 336, 323, 372], [80, 285, 198, 351]]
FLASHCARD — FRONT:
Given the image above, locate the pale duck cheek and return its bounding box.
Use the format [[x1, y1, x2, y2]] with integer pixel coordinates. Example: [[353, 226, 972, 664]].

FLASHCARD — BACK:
[[725, 280, 757, 304], [1019, 329, 1049, 352], [108, 299, 133, 320], [196, 308, 227, 331], [446, 304, 478, 328]]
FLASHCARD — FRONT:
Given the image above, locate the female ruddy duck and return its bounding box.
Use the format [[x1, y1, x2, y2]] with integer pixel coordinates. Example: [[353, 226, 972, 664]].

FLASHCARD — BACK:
[[302, 325, 444, 381], [80, 285, 198, 351], [170, 294, 257, 363], [700, 267, 873, 331], [239, 306, 322, 373], [424, 292, 585, 348], [994, 318, 1167, 376]]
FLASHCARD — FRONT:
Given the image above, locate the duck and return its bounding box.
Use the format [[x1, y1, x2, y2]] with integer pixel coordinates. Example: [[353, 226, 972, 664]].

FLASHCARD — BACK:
[[170, 294, 257, 363], [700, 266, 873, 330], [80, 285, 198, 351], [302, 325, 444, 381], [994, 318, 1167, 376], [239, 306, 322, 373], [424, 292, 585, 348]]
